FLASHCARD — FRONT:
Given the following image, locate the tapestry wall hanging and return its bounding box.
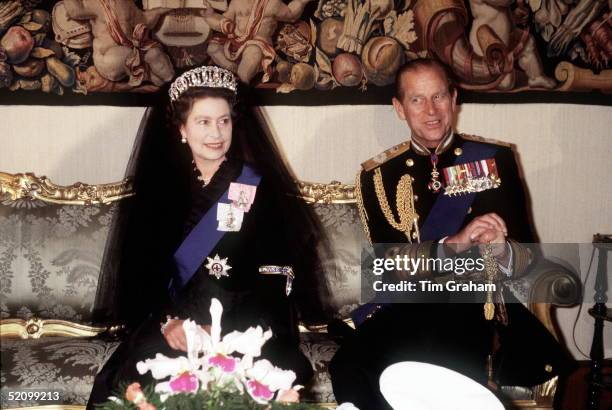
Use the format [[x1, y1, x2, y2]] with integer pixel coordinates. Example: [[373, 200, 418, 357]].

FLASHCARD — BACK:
[[0, 0, 610, 105]]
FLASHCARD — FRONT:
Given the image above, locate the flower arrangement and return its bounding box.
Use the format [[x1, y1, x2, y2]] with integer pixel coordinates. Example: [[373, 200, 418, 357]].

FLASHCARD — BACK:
[[96, 298, 341, 410]]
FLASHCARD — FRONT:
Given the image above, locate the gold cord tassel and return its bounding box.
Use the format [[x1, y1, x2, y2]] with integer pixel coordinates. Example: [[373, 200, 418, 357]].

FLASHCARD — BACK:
[[483, 244, 498, 321]]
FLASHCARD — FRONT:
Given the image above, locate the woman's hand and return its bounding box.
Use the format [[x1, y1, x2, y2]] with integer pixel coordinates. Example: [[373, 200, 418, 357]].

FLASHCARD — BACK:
[[162, 321, 212, 352], [162, 319, 187, 351]]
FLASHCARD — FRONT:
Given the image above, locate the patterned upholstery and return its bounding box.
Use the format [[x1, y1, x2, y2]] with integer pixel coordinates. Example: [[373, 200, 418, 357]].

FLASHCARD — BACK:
[[313, 203, 367, 318], [0, 198, 116, 323], [0, 337, 120, 408], [300, 332, 341, 404]]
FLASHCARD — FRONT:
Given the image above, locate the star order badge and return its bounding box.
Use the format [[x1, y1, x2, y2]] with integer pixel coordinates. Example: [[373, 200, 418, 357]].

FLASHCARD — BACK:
[[205, 254, 232, 279]]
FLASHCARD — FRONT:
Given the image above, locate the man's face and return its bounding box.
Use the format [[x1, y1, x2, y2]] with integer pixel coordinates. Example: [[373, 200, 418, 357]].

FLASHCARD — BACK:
[[392, 67, 457, 149]]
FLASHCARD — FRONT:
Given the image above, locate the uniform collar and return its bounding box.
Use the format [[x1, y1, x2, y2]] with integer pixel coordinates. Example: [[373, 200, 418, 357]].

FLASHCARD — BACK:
[[410, 130, 455, 156]]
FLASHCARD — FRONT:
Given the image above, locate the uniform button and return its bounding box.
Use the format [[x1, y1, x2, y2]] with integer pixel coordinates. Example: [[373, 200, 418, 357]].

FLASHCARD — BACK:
[[454, 148, 463, 156], [467, 207, 472, 214], [406, 159, 414, 167], [414, 195, 419, 202], [545, 365, 553, 373]]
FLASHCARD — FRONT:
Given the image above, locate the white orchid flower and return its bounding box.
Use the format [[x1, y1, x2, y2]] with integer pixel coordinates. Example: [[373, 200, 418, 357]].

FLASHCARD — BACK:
[[222, 326, 273, 358], [136, 354, 191, 380], [182, 298, 272, 377], [154, 381, 172, 402], [245, 359, 296, 404], [136, 298, 296, 405]]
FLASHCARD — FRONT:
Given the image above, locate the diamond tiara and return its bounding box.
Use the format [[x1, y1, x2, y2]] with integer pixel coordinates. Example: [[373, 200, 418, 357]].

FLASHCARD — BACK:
[[169, 66, 238, 102]]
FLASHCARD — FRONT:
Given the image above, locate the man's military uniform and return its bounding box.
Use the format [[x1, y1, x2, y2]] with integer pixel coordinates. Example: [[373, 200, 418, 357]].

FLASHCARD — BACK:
[[329, 133, 575, 409]]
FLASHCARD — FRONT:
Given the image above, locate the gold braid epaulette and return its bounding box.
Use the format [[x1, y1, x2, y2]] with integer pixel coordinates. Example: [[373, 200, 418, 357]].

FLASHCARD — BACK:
[[459, 133, 513, 148], [354, 170, 373, 245], [361, 140, 411, 171], [373, 167, 419, 242]]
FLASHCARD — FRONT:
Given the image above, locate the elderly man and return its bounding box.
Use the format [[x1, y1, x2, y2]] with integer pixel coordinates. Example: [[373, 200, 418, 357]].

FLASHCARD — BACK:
[[329, 58, 574, 409]]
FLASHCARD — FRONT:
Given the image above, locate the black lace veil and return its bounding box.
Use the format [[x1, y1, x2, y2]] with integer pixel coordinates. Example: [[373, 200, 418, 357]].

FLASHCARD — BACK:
[[93, 85, 333, 330]]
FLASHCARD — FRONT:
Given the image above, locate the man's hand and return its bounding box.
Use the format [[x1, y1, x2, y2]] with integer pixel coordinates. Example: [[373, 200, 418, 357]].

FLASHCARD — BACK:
[[473, 227, 510, 265], [445, 213, 507, 253]]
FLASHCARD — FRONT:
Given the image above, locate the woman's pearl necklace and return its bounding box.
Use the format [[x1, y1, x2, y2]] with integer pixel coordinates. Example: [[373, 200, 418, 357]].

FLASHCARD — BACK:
[[193, 162, 212, 188]]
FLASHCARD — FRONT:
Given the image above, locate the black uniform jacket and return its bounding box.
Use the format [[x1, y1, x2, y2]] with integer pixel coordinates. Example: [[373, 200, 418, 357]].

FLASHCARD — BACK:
[[357, 133, 534, 244], [345, 133, 573, 387]]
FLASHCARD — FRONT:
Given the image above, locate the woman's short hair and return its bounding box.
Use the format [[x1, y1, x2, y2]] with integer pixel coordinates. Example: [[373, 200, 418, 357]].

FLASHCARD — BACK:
[[170, 87, 237, 129]]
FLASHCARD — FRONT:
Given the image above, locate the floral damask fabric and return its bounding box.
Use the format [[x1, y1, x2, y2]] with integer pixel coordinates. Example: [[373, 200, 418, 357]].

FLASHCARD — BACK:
[[0, 199, 116, 322], [313, 203, 366, 318], [0, 337, 120, 407], [299, 332, 341, 404]]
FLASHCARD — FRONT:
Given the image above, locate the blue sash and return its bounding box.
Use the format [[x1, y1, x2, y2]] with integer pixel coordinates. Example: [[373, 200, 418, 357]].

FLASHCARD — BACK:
[[170, 164, 261, 295], [352, 141, 498, 326]]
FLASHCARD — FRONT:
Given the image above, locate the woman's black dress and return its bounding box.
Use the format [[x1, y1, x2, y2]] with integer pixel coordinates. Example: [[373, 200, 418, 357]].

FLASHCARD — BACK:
[[87, 158, 313, 408]]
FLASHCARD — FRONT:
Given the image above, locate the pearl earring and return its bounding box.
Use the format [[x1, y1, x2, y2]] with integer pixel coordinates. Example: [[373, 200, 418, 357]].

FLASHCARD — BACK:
[[181, 137, 187, 143]]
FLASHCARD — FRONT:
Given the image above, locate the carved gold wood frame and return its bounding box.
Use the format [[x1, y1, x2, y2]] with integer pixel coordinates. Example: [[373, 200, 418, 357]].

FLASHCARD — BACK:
[[298, 180, 356, 204], [0, 171, 356, 205], [0, 172, 133, 205], [0, 318, 121, 339]]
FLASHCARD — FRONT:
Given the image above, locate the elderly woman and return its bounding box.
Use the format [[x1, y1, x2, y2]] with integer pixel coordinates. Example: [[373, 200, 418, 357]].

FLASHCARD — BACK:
[[88, 66, 330, 407]]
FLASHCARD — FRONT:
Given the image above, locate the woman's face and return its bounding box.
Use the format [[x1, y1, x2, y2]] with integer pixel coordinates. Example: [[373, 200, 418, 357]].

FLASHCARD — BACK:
[[180, 97, 233, 165]]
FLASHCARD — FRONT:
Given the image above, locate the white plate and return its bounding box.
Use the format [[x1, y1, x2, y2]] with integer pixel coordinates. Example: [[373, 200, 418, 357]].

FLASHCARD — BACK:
[[379, 361, 505, 410]]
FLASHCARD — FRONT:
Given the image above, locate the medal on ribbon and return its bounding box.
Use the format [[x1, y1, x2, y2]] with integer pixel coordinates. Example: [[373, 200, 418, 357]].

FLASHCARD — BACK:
[[205, 254, 232, 279], [442, 158, 501, 196], [428, 153, 442, 193]]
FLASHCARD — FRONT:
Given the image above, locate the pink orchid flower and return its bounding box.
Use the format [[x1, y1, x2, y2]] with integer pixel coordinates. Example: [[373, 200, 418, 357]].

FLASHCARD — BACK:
[[169, 372, 199, 393], [246, 379, 274, 403], [208, 353, 237, 373], [245, 359, 297, 404]]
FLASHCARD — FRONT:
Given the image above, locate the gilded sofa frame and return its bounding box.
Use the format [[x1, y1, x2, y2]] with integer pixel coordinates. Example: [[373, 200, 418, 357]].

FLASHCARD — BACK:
[[1, 172, 561, 409]]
